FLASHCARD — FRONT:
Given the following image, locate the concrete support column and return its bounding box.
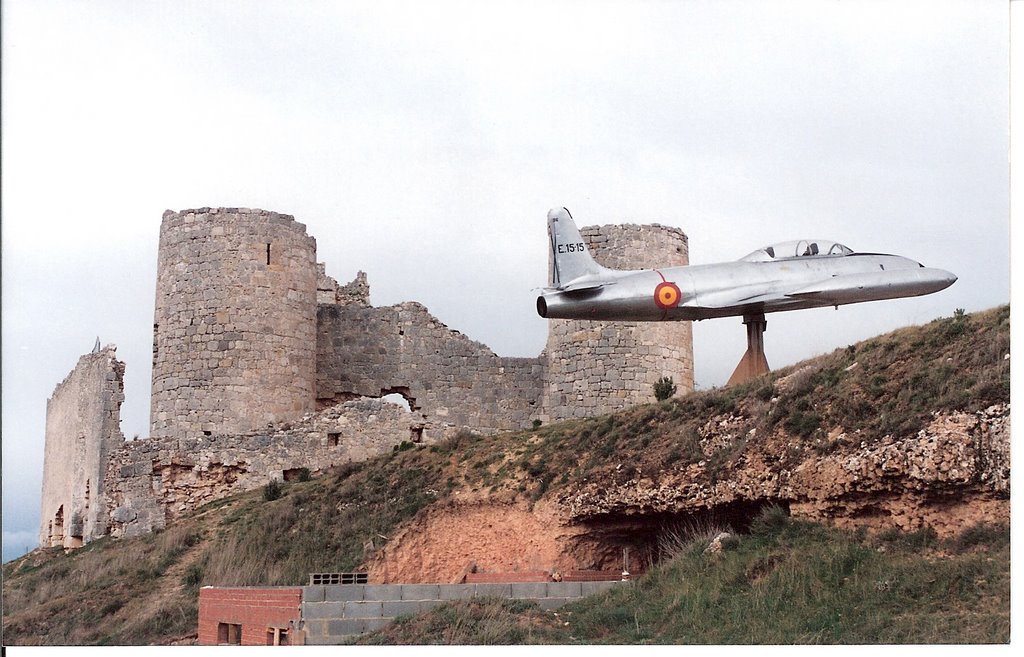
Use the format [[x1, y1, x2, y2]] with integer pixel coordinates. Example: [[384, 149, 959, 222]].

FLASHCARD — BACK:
[[727, 312, 770, 385]]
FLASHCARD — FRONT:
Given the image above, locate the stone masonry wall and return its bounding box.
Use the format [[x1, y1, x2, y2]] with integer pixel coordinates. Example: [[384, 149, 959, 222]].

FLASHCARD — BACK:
[[39, 346, 125, 548], [542, 224, 694, 421], [316, 300, 544, 439], [150, 208, 319, 439], [105, 398, 421, 537]]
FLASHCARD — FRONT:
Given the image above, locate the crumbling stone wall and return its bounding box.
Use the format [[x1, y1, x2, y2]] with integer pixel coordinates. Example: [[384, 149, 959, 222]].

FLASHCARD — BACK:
[[316, 299, 544, 439], [39, 346, 125, 548], [106, 398, 421, 537], [150, 208, 319, 439], [542, 224, 694, 421]]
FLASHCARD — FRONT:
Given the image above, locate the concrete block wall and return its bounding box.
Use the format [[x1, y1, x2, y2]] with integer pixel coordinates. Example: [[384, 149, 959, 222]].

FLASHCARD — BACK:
[[300, 581, 624, 643]]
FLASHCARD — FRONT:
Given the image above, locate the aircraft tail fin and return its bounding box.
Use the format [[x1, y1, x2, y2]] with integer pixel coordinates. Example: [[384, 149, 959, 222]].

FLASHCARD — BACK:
[[547, 207, 611, 288]]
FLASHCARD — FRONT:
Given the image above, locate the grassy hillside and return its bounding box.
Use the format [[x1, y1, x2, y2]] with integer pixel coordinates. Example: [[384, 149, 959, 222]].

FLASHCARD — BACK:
[[1, 306, 1010, 645], [355, 508, 1010, 644]]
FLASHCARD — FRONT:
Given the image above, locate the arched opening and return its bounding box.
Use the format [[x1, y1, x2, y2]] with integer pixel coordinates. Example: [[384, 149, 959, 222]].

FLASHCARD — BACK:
[[50, 505, 65, 548], [380, 386, 417, 411]]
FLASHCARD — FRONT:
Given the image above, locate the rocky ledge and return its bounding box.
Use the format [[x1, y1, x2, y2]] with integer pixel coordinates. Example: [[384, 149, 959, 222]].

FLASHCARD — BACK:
[[558, 404, 1009, 536]]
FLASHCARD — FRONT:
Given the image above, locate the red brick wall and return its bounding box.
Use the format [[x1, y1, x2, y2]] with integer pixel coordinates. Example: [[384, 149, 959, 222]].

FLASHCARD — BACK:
[[462, 571, 626, 583], [562, 570, 626, 582], [198, 587, 302, 646], [464, 571, 551, 583]]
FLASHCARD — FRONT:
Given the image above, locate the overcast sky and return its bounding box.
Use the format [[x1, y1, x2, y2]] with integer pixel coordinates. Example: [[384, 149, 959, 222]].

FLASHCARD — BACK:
[[1, 0, 1010, 562]]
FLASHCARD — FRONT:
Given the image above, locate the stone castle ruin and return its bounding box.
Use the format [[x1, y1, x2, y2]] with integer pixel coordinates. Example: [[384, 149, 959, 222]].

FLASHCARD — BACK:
[[40, 207, 693, 549]]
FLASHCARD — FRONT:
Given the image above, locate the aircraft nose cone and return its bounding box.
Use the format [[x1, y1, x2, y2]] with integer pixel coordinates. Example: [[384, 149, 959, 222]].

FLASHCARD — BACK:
[[939, 269, 958, 287]]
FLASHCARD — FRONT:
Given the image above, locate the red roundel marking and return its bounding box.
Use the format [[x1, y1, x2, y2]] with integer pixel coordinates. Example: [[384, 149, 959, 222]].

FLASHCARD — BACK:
[[654, 281, 682, 309]]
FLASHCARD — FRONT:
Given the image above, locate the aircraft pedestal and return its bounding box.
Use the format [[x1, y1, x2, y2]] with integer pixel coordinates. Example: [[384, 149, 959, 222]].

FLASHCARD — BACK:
[[727, 312, 770, 386]]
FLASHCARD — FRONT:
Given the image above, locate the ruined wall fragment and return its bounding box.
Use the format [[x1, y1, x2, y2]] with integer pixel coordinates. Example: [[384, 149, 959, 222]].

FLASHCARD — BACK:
[[105, 398, 418, 536], [316, 299, 544, 438], [39, 346, 125, 548]]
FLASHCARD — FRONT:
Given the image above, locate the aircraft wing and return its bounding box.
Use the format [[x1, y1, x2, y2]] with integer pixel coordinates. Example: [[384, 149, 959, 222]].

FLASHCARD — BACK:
[[560, 280, 616, 293], [685, 281, 781, 309]]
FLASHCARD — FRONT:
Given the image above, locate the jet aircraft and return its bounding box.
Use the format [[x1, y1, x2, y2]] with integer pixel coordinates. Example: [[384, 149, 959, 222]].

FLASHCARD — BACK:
[[536, 207, 957, 384]]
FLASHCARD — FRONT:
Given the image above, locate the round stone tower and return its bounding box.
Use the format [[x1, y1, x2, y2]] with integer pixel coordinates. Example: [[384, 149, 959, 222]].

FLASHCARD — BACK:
[[150, 208, 319, 439], [542, 223, 694, 421]]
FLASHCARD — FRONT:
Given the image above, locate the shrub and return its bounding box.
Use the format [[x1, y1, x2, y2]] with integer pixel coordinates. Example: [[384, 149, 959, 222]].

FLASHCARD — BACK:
[[263, 479, 283, 501], [182, 564, 204, 588], [654, 376, 677, 401], [876, 526, 938, 552], [947, 523, 1009, 552], [749, 504, 789, 537]]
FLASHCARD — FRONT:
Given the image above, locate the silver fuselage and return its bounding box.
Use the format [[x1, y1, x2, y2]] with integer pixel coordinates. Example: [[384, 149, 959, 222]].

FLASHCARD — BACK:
[[537, 253, 957, 321]]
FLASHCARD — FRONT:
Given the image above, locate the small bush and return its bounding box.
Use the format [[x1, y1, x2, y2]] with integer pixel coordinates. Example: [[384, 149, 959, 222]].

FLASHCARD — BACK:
[[876, 526, 938, 552], [298, 467, 312, 482], [749, 504, 789, 537], [100, 599, 125, 616], [784, 409, 822, 438], [182, 563, 204, 588], [654, 376, 677, 401], [263, 479, 283, 501], [947, 523, 1009, 552]]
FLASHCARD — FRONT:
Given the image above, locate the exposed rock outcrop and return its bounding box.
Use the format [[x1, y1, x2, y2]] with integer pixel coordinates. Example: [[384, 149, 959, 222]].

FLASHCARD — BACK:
[[559, 404, 1009, 537]]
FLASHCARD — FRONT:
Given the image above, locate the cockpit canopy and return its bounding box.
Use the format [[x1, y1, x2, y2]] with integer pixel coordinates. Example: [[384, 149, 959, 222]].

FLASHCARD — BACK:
[[740, 239, 854, 262]]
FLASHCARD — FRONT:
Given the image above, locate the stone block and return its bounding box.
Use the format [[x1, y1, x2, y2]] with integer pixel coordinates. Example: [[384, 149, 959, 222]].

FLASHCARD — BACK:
[[362, 584, 403, 601], [302, 601, 346, 620], [438, 585, 475, 600], [326, 618, 366, 637], [324, 585, 364, 602], [382, 600, 423, 619], [300, 619, 327, 640], [344, 600, 384, 619], [302, 586, 326, 602], [546, 582, 583, 598], [363, 618, 392, 634], [473, 583, 511, 599], [510, 582, 549, 599], [401, 584, 440, 601]]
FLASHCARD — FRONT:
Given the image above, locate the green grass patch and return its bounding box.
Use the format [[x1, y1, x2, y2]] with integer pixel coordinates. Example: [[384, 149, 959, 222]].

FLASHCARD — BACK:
[[356, 512, 1009, 645]]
